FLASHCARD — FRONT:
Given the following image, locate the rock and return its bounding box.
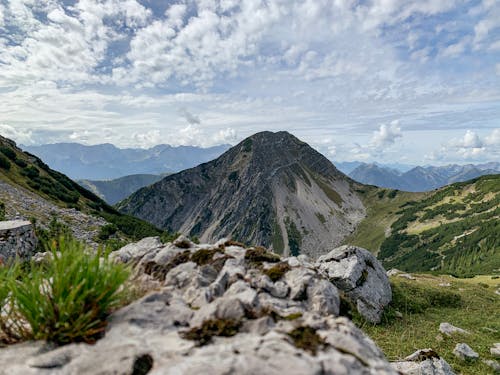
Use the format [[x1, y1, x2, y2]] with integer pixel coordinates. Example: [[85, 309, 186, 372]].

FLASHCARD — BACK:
[[111, 236, 163, 263], [391, 349, 455, 375], [453, 343, 479, 361], [483, 359, 500, 373], [491, 343, 500, 358], [386, 269, 402, 276], [439, 322, 470, 337], [0, 237, 402, 374], [316, 245, 391, 323], [0, 220, 38, 262]]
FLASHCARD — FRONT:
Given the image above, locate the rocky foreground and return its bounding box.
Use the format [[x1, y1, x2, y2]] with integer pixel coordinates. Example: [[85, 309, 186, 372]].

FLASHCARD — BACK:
[[0, 237, 455, 374]]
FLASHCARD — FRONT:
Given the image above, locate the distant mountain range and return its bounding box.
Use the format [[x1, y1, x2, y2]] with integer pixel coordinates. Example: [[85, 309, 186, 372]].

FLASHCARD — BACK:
[[21, 143, 230, 180], [78, 174, 168, 205], [348, 162, 500, 191]]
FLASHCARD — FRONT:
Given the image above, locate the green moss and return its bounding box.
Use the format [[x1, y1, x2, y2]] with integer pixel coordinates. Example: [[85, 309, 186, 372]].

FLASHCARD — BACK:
[[283, 312, 303, 320], [181, 319, 241, 346], [288, 326, 325, 356], [264, 261, 292, 282], [245, 247, 280, 264], [190, 248, 221, 266]]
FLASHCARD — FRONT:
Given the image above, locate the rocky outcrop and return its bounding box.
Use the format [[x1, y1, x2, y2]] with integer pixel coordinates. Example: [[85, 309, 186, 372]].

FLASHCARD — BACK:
[[316, 245, 392, 323], [0, 220, 37, 262], [0, 237, 397, 374], [391, 349, 455, 375]]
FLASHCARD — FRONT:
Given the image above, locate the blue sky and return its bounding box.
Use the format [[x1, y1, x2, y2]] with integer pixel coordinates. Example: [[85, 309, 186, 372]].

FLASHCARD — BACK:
[[0, 0, 499, 164]]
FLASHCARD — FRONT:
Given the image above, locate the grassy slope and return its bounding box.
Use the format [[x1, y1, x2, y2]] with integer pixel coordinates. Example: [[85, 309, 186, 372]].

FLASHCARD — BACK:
[[0, 136, 161, 240], [345, 186, 427, 254], [358, 274, 500, 375], [378, 175, 499, 276]]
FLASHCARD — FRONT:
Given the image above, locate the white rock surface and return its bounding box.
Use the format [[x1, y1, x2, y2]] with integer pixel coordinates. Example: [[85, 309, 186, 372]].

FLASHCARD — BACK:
[[0, 237, 398, 375], [0, 220, 37, 262], [439, 322, 470, 337], [491, 343, 500, 358], [316, 245, 392, 323], [453, 343, 479, 361], [391, 349, 455, 375]]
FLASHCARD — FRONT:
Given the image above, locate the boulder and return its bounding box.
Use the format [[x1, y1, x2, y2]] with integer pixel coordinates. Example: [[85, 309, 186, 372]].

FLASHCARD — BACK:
[[316, 245, 391, 323], [492, 343, 500, 358], [453, 343, 479, 361], [483, 359, 500, 373], [439, 322, 470, 337], [391, 349, 455, 375], [0, 220, 37, 262]]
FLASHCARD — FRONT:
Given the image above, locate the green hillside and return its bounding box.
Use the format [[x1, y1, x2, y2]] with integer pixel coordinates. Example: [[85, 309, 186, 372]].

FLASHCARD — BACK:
[[0, 135, 161, 241], [376, 175, 499, 277]]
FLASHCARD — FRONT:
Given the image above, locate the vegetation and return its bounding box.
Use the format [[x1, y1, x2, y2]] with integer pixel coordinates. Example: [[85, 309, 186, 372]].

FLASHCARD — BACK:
[[285, 217, 302, 256], [358, 275, 500, 375], [245, 246, 280, 264], [0, 201, 5, 221], [0, 154, 11, 170], [264, 261, 291, 282], [379, 175, 500, 276], [288, 326, 325, 356], [0, 238, 130, 345], [181, 319, 241, 346]]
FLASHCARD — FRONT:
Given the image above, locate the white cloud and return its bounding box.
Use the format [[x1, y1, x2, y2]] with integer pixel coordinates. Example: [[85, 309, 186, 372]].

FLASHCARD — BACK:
[[0, 124, 34, 145], [370, 121, 403, 149], [430, 129, 500, 161]]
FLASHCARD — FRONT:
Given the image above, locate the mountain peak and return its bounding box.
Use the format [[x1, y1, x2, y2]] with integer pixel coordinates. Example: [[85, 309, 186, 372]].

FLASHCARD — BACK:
[[118, 132, 365, 257]]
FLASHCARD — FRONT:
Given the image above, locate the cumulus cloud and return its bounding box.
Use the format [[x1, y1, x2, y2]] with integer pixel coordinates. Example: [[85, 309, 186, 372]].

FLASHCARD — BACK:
[[430, 129, 500, 161], [0, 124, 34, 145], [370, 121, 403, 150]]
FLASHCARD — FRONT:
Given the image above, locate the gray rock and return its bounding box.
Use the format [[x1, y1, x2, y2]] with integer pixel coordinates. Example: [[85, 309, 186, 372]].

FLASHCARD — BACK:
[[483, 359, 500, 373], [453, 343, 479, 361], [439, 322, 470, 337], [316, 245, 392, 323], [492, 343, 500, 358], [391, 349, 455, 375], [0, 220, 37, 262], [111, 236, 163, 263]]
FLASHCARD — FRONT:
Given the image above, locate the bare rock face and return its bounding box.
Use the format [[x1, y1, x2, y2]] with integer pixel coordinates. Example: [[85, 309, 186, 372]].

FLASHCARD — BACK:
[[316, 245, 392, 323], [0, 220, 37, 263], [0, 237, 397, 375], [439, 322, 470, 337], [391, 349, 455, 375], [453, 343, 479, 361]]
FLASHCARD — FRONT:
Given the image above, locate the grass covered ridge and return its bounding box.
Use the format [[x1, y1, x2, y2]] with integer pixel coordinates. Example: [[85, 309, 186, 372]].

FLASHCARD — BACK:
[[357, 274, 500, 375]]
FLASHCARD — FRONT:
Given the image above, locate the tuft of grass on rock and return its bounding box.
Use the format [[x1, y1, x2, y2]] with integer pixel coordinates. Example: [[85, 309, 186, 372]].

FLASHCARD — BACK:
[[144, 251, 191, 281], [3, 237, 130, 345], [288, 326, 326, 356], [245, 246, 280, 265], [264, 261, 292, 282], [180, 319, 241, 346], [190, 249, 221, 266]]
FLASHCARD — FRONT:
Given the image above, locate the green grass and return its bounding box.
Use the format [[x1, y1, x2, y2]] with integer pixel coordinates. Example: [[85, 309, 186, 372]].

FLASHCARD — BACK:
[[345, 186, 426, 254], [357, 275, 500, 375], [1, 238, 130, 345]]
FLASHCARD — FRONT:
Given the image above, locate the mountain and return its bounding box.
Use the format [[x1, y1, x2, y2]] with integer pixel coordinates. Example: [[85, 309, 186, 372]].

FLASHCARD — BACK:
[[78, 174, 168, 205], [21, 142, 230, 180], [349, 162, 500, 191], [0, 135, 161, 242], [348, 175, 499, 276], [118, 131, 366, 257]]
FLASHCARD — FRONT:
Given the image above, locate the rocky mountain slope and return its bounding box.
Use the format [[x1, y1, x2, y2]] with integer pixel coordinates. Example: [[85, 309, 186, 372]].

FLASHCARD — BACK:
[[0, 135, 161, 243], [23, 142, 229, 180], [349, 162, 500, 191], [78, 174, 167, 205], [118, 131, 366, 258]]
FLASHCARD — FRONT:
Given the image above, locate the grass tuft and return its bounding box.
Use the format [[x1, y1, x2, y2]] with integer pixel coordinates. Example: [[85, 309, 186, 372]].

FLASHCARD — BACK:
[[181, 319, 241, 346], [1, 237, 130, 345], [288, 326, 326, 356]]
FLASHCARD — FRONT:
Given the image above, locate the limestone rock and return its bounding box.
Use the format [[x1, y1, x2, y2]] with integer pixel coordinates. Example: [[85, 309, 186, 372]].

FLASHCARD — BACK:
[[0, 220, 37, 262], [483, 359, 500, 373], [491, 343, 500, 358], [439, 322, 470, 337], [316, 245, 391, 323], [391, 349, 455, 375], [453, 343, 479, 361]]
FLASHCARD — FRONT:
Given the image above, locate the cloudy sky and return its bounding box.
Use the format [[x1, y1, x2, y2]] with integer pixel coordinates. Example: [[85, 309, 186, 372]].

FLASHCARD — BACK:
[[0, 0, 499, 164]]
